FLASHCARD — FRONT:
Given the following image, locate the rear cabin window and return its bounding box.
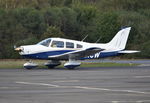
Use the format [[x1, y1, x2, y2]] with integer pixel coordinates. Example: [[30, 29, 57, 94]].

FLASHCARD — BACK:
[[66, 42, 74, 48], [51, 41, 64, 48], [77, 44, 83, 48]]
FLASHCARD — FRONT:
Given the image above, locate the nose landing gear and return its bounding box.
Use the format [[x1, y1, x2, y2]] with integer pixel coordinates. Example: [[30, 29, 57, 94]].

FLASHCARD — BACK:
[[23, 60, 38, 69]]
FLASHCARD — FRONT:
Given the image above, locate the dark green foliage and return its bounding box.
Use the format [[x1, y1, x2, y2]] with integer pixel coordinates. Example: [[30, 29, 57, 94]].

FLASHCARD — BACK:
[[140, 41, 150, 58], [42, 26, 64, 39], [64, 0, 72, 7], [98, 0, 150, 11], [0, 0, 150, 58], [75, 5, 96, 25], [94, 12, 120, 43]]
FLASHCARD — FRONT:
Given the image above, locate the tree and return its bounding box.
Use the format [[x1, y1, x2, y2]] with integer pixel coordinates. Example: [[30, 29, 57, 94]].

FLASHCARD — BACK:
[[94, 12, 120, 43], [60, 7, 79, 39], [43, 7, 63, 27], [42, 26, 64, 39]]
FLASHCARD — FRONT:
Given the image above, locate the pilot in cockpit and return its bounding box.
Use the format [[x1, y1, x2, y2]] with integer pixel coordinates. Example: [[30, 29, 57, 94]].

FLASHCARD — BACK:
[[51, 42, 57, 47]]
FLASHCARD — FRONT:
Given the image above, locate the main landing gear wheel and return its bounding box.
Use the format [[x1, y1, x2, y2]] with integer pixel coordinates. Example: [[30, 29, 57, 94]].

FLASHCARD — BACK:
[[44, 60, 61, 69], [64, 61, 81, 69]]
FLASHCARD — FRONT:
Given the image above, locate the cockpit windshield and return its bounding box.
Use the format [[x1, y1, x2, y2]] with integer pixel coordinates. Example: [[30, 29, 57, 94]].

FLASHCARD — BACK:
[[37, 38, 51, 47]]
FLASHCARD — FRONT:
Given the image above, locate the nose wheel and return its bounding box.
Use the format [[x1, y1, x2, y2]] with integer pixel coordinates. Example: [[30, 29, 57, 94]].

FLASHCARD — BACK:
[[23, 60, 38, 69], [23, 60, 61, 69]]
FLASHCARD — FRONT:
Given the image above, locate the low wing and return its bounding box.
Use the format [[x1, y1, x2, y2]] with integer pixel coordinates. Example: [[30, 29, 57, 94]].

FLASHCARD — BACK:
[[48, 47, 104, 60]]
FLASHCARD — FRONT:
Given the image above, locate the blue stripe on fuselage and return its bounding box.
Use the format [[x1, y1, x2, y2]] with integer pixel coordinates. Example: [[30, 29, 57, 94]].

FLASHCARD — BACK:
[[22, 50, 74, 59], [22, 50, 121, 60], [82, 51, 120, 60]]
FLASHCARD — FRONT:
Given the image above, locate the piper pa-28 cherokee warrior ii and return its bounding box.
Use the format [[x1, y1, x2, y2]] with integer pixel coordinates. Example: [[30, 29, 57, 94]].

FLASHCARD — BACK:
[[15, 27, 139, 69]]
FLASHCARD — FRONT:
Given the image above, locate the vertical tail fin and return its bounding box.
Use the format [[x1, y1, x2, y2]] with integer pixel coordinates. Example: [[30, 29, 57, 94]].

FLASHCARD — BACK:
[[108, 27, 131, 50]]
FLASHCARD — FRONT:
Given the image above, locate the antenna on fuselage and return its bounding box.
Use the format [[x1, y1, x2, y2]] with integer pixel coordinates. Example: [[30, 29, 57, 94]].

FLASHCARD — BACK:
[[95, 37, 101, 43], [81, 35, 88, 41]]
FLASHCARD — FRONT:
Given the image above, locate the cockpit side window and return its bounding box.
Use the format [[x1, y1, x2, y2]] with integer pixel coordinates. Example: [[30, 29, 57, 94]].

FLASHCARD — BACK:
[[77, 44, 83, 48], [51, 40, 64, 48], [37, 38, 51, 47], [66, 42, 74, 48]]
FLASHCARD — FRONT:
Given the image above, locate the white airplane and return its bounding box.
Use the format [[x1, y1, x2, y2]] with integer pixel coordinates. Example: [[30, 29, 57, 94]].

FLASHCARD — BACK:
[[15, 27, 139, 69]]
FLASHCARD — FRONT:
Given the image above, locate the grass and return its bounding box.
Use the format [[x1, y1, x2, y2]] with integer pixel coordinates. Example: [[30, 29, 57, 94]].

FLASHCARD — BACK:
[[0, 59, 24, 69], [80, 62, 136, 67], [0, 59, 137, 69], [0, 59, 46, 69]]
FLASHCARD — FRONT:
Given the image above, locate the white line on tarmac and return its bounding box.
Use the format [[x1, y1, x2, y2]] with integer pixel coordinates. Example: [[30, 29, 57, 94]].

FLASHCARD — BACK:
[[15, 81, 149, 94], [73, 86, 110, 91], [0, 87, 10, 89], [110, 89, 146, 94], [16, 82, 60, 87], [73, 86, 146, 94], [52, 80, 79, 83], [0, 87, 20, 89], [111, 100, 150, 103], [134, 76, 150, 78]]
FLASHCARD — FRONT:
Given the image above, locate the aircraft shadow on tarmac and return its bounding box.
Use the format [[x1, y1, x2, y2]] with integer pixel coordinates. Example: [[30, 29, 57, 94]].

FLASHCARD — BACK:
[[21, 66, 147, 71]]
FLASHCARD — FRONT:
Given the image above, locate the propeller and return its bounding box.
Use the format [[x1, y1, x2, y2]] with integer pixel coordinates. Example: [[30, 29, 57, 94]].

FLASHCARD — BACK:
[[14, 45, 17, 49], [14, 45, 23, 52]]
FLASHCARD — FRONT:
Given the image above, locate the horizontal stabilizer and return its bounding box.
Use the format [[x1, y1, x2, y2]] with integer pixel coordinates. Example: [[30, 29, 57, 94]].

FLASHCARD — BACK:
[[118, 50, 140, 54]]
